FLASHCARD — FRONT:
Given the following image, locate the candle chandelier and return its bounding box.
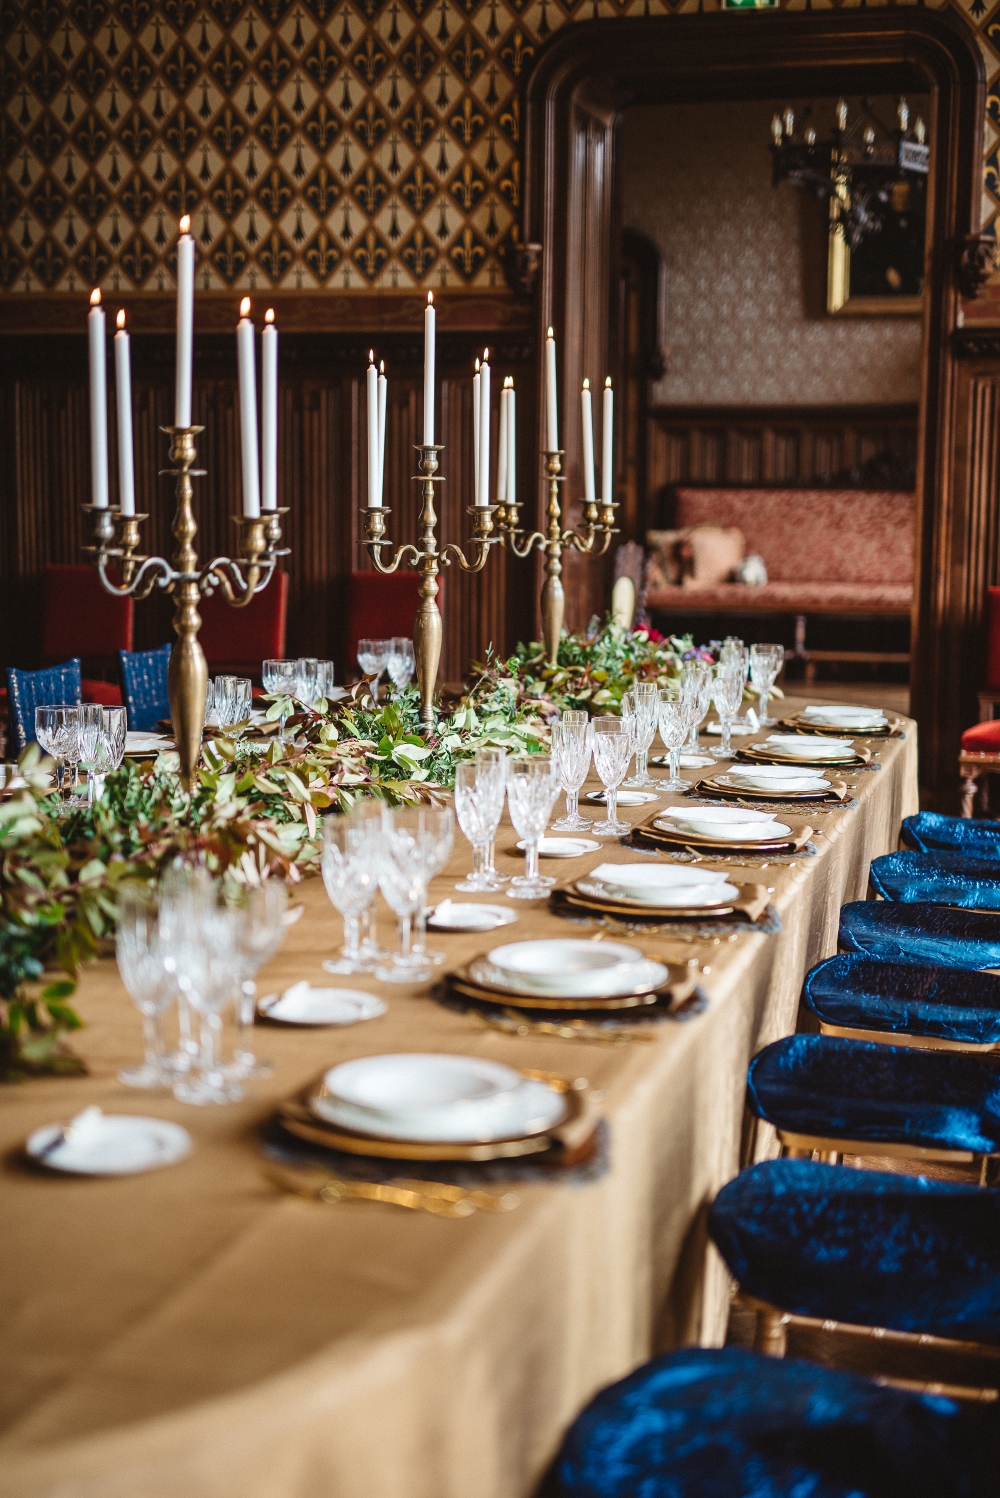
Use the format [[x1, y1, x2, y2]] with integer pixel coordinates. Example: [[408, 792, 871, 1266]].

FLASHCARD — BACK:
[[770, 97, 929, 251]]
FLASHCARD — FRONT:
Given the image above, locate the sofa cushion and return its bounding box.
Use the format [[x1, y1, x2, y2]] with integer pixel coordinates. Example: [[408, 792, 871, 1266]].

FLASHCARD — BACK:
[[962, 720, 1000, 754], [672, 489, 914, 585], [685, 525, 745, 587], [645, 580, 911, 614]]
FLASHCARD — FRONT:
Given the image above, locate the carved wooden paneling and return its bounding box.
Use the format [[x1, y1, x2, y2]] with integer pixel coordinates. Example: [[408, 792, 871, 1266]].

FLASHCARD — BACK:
[[0, 330, 534, 685]]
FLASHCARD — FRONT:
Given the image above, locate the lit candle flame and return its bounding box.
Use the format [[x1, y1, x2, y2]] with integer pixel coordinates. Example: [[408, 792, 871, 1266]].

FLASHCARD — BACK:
[[240, 296, 251, 317], [116, 309, 126, 329], [475, 357, 480, 372], [90, 287, 101, 307], [427, 291, 433, 304], [483, 347, 489, 362], [605, 375, 612, 387], [369, 348, 374, 362], [547, 326, 553, 337], [379, 360, 384, 373], [264, 307, 275, 324], [179, 215, 191, 235], [582, 377, 590, 390]]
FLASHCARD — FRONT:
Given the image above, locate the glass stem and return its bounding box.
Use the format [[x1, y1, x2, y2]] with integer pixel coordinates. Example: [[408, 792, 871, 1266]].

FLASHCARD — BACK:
[[204, 1013, 225, 1086], [635, 749, 648, 782], [759, 690, 769, 723], [472, 843, 488, 878], [607, 786, 618, 824], [178, 994, 198, 1059], [399, 914, 412, 960], [87, 772, 95, 809], [412, 890, 428, 955], [142, 1013, 159, 1069], [525, 840, 540, 883], [566, 788, 579, 820], [236, 980, 256, 1055], [344, 913, 361, 961], [485, 839, 498, 876], [721, 719, 732, 756], [669, 747, 680, 782]]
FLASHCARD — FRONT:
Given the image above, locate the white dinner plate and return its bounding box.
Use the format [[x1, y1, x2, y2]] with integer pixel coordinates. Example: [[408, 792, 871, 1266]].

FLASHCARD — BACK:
[[258, 985, 387, 1026], [582, 878, 740, 908], [725, 773, 831, 794], [324, 1053, 522, 1117], [471, 953, 670, 1000], [662, 818, 792, 843], [27, 1112, 193, 1176], [487, 937, 643, 983], [802, 704, 884, 724], [427, 902, 518, 932], [586, 789, 659, 805], [517, 837, 602, 858], [659, 804, 777, 825], [766, 735, 853, 759], [589, 861, 732, 892], [312, 1075, 569, 1143]]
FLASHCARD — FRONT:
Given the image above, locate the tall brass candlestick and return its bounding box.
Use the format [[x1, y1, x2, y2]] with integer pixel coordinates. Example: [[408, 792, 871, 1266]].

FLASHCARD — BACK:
[[497, 450, 618, 665], [85, 426, 287, 788], [361, 443, 497, 729]]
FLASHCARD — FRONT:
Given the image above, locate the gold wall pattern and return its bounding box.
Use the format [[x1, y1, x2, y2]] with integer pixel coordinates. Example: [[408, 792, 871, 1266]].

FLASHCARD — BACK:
[[0, 0, 995, 305]]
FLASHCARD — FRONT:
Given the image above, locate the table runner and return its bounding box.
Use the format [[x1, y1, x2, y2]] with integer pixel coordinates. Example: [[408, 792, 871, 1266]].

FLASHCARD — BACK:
[[1, 700, 918, 1498]]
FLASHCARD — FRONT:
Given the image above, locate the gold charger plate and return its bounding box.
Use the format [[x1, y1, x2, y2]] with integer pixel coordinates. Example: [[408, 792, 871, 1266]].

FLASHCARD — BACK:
[[276, 1069, 590, 1161], [695, 774, 845, 803], [780, 715, 900, 738], [569, 877, 736, 919], [735, 745, 865, 769], [453, 959, 670, 1010], [643, 814, 808, 850]]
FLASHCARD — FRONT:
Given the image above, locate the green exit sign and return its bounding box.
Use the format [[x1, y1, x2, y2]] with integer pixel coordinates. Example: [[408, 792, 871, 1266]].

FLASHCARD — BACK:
[[723, 0, 778, 8]]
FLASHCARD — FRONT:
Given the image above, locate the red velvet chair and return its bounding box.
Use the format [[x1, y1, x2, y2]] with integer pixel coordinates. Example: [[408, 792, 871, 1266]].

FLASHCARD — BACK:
[[346, 571, 436, 678], [43, 564, 132, 705], [960, 588, 1000, 814], [198, 569, 288, 680]]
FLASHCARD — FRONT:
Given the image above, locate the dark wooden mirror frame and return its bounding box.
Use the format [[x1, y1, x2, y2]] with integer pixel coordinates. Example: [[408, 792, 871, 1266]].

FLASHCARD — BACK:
[[522, 9, 987, 809]]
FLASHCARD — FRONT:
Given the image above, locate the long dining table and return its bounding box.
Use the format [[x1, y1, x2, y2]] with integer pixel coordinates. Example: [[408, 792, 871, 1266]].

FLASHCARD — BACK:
[[2, 699, 918, 1498]]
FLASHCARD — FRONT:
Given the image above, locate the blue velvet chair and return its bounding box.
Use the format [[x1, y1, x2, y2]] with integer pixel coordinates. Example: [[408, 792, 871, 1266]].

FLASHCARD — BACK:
[[554, 1345, 993, 1498], [902, 811, 1000, 860], [839, 900, 1000, 970], [803, 955, 1000, 1051], [5, 659, 82, 753], [747, 1034, 1000, 1173], [709, 1160, 1000, 1386], [870, 850, 1000, 911], [119, 644, 172, 733]]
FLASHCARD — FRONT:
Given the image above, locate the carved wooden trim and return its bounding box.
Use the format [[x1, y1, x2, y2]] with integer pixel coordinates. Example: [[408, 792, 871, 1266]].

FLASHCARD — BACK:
[[956, 234, 998, 300]]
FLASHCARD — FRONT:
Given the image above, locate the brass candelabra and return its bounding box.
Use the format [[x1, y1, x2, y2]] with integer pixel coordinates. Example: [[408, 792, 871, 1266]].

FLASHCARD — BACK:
[[84, 425, 287, 786], [360, 443, 497, 729], [497, 450, 618, 665]]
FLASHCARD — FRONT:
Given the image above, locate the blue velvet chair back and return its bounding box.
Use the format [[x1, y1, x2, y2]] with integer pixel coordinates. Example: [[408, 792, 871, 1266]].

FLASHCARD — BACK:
[[839, 900, 1000, 970], [5, 659, 82, 752], [803, 954, 1000, 1048], [747, 1034, 1000, 1155], [870, 850, 1000, 910], [902, 811, 1000, 860], [119, 644, 172, 733], [709, 1158, 1000, 1342], [554, 1345, 992, 1498]]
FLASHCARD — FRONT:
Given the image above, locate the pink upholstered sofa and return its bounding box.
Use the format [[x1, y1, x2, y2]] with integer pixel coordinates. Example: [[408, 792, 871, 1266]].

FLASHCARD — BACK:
[[644, 488, 914, 667]]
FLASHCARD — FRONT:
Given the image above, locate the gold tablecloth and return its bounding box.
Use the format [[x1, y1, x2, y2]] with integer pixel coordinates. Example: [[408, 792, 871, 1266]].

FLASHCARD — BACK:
[[1, 705, 918, 1498]]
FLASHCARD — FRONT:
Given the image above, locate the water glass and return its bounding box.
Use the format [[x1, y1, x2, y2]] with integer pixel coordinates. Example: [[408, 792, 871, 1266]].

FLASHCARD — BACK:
[[79, 703, 110, 807], [551, 716, 593, 831], [590, 717, 632, 837], [719, 639, 750, 724], [357, 638, 389, 700], [215, 676, 252, 731], [681, 663, 713, 753], [229, 881, 287, 1078], [116, 883, 175, 1089], [55, 705, 82, 804], [385, 637, 415, 693], [749, 643, 785, 726], [475, 746, 509, 887], [296, 657, 319, 706], [322, 816, 381, 974], [411, 805, 454, 963], [262, 658, 299, 741], [315, 660, 336, 703], [506, 755, 559, 898], [657, 693, 691, 790], [711, 662, 746, 761], [346, 798, 393, 962], [623, 683, 659, 787], [454, 760, 501, 892], [375, 806, 438, 981], [35, 703, 67, 793], [171, 893, 242, 1107]]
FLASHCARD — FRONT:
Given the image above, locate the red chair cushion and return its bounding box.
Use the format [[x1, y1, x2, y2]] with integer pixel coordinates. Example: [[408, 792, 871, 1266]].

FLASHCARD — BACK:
[[346, 571, 438, 674], [198, 570, 288, 672], [42, 565, 133, 660], [82, 679, 123, 706], [962, 719, 1000, 752]]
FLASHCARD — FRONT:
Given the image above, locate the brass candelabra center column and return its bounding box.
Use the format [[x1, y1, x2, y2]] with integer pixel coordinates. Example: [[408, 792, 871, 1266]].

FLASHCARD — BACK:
[[497, 450, 618, 665], [361, 443, 497, 729], [84, 425, 287, 787]]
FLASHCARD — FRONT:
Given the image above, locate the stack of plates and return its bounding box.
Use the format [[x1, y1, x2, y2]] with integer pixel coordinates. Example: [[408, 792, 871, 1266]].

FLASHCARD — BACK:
[[636, 804, 808, 854], [703, 764, 835, 799], [279, 1052, 586, 1161], [450, 937, 673, 1012], [792, 704, 890, 735], [736, 735, 862, 769], [570, 861, 740, 917]]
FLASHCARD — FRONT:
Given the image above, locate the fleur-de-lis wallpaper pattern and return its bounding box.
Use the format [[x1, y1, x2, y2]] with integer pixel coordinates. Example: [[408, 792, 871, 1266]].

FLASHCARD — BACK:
[[0, 0, 995, 302]]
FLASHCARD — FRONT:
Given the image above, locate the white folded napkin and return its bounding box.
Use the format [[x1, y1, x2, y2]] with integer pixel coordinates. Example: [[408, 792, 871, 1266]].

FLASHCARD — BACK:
[[659, 804, 776, 824], [802, 704, 882, 720], [63, 1106, 106, 1150]]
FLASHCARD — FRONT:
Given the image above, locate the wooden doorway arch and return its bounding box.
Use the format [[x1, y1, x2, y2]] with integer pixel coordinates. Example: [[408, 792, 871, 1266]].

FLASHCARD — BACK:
[[522, 9, 987, 808]]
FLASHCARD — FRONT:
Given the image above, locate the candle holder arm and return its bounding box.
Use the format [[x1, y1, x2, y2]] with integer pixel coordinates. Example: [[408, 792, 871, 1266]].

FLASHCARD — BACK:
[[439, 506, 500, 573]]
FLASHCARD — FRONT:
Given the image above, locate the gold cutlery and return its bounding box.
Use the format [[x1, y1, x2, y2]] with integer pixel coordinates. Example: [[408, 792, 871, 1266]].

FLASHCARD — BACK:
[[466, 1006, 656, 1045], [264, 1162, 520, 1216]]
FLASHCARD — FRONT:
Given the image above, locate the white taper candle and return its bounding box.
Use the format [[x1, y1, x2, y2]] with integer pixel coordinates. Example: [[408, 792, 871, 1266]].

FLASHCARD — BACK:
[[174, 216, 195, 428], [114, 309, 135, 517], [477, 349, 490, 505], [473, 357, 481, 505], [580, 378, 596, 508], [88, 288, 109, 510], [377, 359, 386, 506], [545, 326, 558, 452], [261, 307, 278, 511], [236, 297, 260, 518], [423, 291, 435, 446], [366, 352, 379, 508], [496, 379, 508, 507], [507, 379, 516, 506], [602, 375, 613, 503]]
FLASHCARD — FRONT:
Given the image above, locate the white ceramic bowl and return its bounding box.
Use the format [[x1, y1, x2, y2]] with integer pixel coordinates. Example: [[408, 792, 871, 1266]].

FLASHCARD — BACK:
[[659, 804, 777, 825], [323, 1053, 522, 1122], [592, 879, 740, 908], [588, 862, 731, 891], [666, 818, 792, 843], [312, 1075, 568, 1143]]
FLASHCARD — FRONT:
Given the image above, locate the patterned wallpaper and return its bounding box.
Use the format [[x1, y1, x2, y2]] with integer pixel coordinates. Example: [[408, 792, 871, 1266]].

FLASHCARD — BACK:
[[0, 0, 994, 304]]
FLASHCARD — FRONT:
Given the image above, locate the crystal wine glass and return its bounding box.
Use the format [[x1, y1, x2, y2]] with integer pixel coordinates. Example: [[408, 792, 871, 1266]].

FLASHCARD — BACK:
[[116, 883, 175, 1089], [79, 703, 111, 808], [590, 717, 633, 836], [262, 658, 299, 742], [657, 693, 691, 790], [475, 746, 509, 887], [749, 643, 785, 727], [624, 683, 659, 787], [506, 755, 560, 898], [315, 661, 336, 703], [172, 894, 242, 1107], [55, 705, 83, 804], [411, 805, 454, 964], [550, 716, 593, 831], [322, 816, 381, 974], [35, 704, 65, 795], [681, 663, 712, 754], [719, 639, 750, 726], [296, 657, 319, 707], [347, 798, 392, 962], [711, 662, 746, 761], [385, 637, 415, 693], [454, 761, 499, 891], [357, 638, 389, 702], [375, 807, 436, 982], [229, 880, 287, 1078]]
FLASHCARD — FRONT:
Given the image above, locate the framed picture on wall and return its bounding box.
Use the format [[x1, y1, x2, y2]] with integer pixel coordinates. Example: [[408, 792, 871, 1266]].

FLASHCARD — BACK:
[[827, 169, 926, 315]]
